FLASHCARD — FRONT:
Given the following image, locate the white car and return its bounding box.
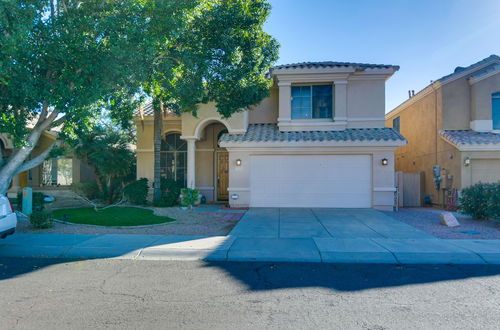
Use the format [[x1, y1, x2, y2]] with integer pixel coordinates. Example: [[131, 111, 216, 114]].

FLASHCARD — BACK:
[[0, 195, 17, 238]]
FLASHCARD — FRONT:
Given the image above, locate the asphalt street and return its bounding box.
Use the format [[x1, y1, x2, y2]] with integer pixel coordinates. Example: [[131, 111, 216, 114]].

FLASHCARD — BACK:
[[1, 258, 500, 329]]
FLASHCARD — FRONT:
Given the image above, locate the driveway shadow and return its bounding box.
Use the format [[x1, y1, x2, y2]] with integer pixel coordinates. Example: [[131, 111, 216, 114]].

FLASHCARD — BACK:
[[202, 261, 500, 292]]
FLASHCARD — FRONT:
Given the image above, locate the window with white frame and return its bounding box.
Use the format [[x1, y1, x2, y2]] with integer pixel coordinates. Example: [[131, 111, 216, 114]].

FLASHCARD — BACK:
[[291, 85, 333, 119]]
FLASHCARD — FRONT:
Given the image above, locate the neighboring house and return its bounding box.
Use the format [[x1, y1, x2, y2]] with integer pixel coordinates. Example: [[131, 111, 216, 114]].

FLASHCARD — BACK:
[[1, 131, 95, 197], [134, 61, 405, 210], [385, 55, 500, 206]]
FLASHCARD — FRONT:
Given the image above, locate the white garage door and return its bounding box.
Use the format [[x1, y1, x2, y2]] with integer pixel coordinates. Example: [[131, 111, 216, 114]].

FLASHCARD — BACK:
[[471, 159, 500, 184], [250, 155, 372, 208]]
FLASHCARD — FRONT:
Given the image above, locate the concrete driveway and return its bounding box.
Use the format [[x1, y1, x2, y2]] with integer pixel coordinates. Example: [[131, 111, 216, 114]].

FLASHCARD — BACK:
[[230, 208, 434, 239]]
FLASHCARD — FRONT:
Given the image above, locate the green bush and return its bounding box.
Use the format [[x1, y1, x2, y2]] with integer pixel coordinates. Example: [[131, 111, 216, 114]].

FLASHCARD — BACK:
[[180, 188, 200, 209], [71, 182, 100, 200], [124, 178, 149, 205], [153, 178, 181, 207], [17, 191, 45, 211], [30, 211, 53, 229], [459, 182, 500, 220]]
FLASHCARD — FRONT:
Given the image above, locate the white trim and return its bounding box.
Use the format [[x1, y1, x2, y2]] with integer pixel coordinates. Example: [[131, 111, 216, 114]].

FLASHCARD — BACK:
[[193, 117, 232, 139], [227, 187, 250, 192], [333, 116, 347, 121], [373, 187, 396, 192], [135, 149, 154, 152], [458, 145, 500, 151], [277, 81, 292, 87], [469, 65, 500, 85], [348, 117, 386, 122], [333, 80, 348, 85], [228, 129, 247, 134], [180, 135, 199, 141], [470, 120, 493, 132]]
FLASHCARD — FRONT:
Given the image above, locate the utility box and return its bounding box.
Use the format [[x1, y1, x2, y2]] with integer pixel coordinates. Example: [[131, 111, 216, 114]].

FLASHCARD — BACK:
[[22, 187, 33, 215]]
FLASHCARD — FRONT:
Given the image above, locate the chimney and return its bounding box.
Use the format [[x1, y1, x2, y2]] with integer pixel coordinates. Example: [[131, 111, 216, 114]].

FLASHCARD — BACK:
[[411, 90, 415, 97], [408, 90, 412, 98]]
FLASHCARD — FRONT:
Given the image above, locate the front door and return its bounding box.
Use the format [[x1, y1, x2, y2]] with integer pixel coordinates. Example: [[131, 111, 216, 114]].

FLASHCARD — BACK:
[[217, 152, 229, 200]]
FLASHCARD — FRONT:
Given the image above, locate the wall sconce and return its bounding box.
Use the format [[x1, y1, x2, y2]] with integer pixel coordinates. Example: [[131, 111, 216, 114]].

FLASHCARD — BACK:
[[464, 157, 471, 167], [381, 158, 389, 166], [231, 193, 239, 200], [235, 159, 242, 166]]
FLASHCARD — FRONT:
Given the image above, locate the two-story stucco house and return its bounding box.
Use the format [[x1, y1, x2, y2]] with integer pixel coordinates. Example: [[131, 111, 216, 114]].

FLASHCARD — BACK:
[[385, 55, 500, 206], [135, 61, 405, 210]]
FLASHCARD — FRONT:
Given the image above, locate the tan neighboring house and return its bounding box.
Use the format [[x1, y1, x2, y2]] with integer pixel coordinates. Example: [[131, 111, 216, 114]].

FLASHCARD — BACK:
[[135, 61, 405, 210], [385, 55, 500, 206], [1, 131, 95, 197]]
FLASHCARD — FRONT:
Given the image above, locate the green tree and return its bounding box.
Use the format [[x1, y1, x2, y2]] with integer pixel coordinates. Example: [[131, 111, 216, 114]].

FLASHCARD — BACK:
[[73, 125, 136, 204], [0, 0, 149, 194], [140, 0, 279, 202]]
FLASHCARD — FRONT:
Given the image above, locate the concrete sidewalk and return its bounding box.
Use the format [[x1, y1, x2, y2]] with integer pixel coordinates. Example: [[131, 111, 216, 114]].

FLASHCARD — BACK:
[[1, 233, 500, 264]]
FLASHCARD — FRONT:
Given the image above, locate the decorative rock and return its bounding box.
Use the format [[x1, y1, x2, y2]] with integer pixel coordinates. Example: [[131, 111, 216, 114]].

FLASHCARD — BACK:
[[440, 212, 460, 227]]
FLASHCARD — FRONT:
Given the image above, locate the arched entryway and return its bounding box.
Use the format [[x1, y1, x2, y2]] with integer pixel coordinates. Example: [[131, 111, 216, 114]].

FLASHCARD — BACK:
[[193, 123, 229, 202], [161, 132, 187, 187]]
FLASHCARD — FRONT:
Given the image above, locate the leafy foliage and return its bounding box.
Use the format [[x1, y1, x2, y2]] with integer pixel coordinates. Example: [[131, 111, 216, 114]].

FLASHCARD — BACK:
[[72, 125, 136, 204], [70, 182, 100, 200], [17, 191, 45, 211], [30, 211, 53, 229], [124, 178, 149, 205], [153, 178, 181, 207], [459, 182, 500, 220], [180, 188, 200, 209]]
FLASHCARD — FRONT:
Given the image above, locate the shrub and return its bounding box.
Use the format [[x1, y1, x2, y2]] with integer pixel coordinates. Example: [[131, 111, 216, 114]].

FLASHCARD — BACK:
[[71, 182, 100, 200], [17, 191, 45, 211], [124, 178, 149, 205], [180, 188, 200, 209], [30, 211, 53, 229], [153, 178, 181, 207], [459, 182, 500, 220]]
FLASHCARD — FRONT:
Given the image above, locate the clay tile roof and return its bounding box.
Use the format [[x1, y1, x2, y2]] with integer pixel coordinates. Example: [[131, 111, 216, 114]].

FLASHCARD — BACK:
[[271, 61, 399, 71], [219, 123, 406, 144], [440, 130, 500, 146]]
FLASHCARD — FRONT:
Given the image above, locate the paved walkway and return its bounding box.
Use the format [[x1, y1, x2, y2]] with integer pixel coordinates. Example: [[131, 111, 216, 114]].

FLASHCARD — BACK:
[[1, 208, 500, 264]]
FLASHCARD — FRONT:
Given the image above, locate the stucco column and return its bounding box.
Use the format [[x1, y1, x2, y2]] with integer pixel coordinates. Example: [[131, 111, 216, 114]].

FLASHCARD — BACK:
[[333, 80, 348, 122], [186, 138, 196, 189], [277, 81, 292, 122]]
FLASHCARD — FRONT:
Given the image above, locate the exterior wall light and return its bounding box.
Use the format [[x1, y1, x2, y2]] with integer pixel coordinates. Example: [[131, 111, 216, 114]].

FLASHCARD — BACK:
[[381, 158, 389, 166], [231, 193, 239, 200], [464, 157, 471, 167], [235, 159, 242, 166]]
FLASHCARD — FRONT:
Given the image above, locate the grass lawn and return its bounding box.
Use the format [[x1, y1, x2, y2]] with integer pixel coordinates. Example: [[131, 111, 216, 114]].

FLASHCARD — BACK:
[[52, 207, 175, 227]]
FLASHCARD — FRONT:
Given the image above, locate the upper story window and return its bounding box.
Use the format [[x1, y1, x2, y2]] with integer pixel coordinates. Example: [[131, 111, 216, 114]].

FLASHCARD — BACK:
[[393, 116, 401, 133], [493, 92, 500, 130], [291, 85, 333, 119]]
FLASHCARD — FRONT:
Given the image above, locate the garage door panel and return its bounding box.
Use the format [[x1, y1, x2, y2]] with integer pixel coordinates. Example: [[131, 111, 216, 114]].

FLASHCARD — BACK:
[[471, 159, 500, 184], [250, 155, 372, 208]]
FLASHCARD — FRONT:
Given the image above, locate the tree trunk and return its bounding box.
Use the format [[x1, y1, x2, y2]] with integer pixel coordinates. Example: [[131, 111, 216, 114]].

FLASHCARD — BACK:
[[152, 98, 162, 203]]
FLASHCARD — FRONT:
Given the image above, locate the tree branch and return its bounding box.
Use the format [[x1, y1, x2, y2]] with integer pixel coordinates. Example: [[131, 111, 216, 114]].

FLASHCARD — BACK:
[[14, 140, 62, 175]]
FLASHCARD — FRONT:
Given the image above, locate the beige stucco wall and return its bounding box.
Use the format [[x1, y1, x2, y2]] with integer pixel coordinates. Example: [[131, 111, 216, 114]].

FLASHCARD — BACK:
[[471, 73, 500, 121], [441, 77, 471, 130], [461, 151, 500, 187], [386, 86, 464, 205], [346, 79, 386, 128], [248, 87, 278, 124], [225, 146, 397, 210], [181, 102, 247, 138]]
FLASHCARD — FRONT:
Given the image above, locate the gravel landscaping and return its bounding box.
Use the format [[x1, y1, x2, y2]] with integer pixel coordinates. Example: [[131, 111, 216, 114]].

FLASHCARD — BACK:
[[17, 206, 244, 236], [384, 208, 500, 239]]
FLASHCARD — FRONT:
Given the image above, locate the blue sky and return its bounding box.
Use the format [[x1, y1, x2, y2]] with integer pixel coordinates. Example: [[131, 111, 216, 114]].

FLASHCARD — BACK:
[[264, 0, 500, 112]]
